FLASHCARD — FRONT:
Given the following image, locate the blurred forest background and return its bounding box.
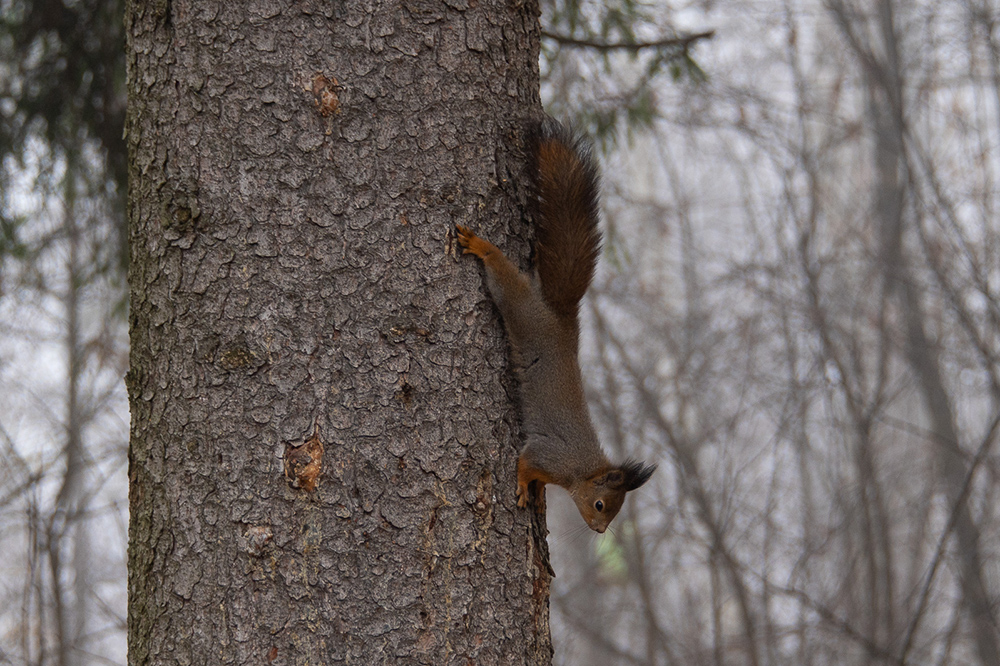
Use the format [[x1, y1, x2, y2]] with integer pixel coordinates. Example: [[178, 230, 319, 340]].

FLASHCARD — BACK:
[[2, 0, 999, 665]]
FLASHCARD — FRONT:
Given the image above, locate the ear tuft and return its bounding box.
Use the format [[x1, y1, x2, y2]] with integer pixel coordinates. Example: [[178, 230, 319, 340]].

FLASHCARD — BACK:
[[619, 458, 657, 491], [602, 470, 624, 487]]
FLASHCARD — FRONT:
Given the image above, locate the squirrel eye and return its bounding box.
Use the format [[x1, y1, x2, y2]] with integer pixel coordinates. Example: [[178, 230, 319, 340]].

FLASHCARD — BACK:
[[594, 500, 604, 512]]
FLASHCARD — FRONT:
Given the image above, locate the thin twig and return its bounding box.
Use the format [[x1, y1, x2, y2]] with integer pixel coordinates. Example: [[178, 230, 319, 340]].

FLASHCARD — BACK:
[[897, 408, 1000, 664], [540, 29, 716, 52]]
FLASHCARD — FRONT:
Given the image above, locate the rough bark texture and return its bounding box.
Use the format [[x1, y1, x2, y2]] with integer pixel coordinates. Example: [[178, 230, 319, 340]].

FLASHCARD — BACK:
[[125, 1, 552, 664]]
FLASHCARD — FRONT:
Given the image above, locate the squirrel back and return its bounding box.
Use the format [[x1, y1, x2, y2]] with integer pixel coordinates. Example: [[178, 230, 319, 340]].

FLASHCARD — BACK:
[[532, 121, 602, 333]]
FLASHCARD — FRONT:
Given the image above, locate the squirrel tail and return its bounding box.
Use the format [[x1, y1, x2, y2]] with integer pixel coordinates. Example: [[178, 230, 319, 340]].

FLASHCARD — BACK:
[[532, 119, 602, 327]]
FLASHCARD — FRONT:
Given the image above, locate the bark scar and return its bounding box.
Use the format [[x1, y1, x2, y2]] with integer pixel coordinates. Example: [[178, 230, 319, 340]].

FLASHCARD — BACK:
[[312, 74, 340, 117], [283, 421, 324, 492]]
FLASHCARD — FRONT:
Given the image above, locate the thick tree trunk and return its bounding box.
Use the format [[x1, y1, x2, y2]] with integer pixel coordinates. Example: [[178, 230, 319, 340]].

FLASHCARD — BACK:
[[125, 2, 551, 664]]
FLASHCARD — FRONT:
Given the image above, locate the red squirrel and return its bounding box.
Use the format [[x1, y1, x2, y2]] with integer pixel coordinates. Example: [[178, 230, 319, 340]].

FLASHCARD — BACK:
[[456, 120, 656, 533]]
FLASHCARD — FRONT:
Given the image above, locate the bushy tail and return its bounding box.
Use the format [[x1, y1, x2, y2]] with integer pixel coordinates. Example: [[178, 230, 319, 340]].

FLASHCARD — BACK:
[[532, 119, 602, 328]]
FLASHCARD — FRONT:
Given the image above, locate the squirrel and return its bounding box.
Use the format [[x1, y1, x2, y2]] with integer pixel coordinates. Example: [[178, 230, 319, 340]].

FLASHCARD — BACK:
[[456, 119, 656, 533]]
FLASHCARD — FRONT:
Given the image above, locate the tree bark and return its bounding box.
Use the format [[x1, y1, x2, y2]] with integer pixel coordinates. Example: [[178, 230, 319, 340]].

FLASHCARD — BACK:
[[125, 2, 551, 664]]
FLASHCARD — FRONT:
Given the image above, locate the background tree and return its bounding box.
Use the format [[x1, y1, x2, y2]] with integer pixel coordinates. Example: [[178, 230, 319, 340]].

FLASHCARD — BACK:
[[0, 2, 128, 665], [543, 1, 1000, 664]]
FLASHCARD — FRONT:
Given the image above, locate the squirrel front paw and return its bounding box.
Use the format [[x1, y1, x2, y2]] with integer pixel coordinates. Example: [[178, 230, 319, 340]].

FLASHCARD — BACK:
[[516, 480, 547, 514], [516, 480, 530, 509]]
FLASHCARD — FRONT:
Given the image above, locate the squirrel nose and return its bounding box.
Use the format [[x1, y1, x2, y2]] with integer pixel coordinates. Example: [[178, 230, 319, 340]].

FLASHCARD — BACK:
[[592, 523, 606, 534]]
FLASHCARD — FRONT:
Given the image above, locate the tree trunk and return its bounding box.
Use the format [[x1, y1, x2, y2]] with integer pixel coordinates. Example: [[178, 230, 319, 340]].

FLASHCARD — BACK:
[[125, 2, 551, 664]]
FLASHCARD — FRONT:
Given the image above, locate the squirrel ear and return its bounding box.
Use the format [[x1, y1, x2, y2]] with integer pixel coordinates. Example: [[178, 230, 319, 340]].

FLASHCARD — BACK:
[[619, 459, 657, 491], [598, 470, 625, 487]]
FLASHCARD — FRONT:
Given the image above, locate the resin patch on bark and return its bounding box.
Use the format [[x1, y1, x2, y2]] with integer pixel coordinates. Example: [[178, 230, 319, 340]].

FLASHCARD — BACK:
[[284, 423, 324, 492]]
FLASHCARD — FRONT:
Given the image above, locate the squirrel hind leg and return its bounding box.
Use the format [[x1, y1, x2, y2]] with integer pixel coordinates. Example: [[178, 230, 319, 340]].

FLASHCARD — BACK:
[[455, 225, 495, 260]]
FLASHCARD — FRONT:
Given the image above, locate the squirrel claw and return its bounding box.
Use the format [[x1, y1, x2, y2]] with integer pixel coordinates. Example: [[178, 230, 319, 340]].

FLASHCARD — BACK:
[[516, 483, 529, 509], [516, 483, 546, 514], [455, 225, 475, 246], [455, 225, 490, 259]]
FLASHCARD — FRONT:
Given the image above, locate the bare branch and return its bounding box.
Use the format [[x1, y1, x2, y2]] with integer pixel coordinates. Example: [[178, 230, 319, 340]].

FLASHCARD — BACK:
[[541, 29, 716, 53]]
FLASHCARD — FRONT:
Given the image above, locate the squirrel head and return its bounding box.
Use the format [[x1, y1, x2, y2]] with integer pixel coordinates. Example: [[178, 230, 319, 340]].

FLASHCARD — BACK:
[[571, 459, 657, 533]]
